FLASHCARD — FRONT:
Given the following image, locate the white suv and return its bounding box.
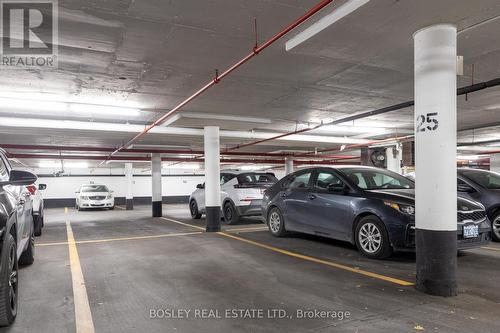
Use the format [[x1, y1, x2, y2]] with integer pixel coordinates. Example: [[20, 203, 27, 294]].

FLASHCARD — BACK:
[[189, 170, 278, 224]]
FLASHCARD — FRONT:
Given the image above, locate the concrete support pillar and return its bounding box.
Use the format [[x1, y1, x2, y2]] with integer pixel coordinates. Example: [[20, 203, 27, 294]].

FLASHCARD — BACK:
[[204, 126, 221, 232], [414, 24, 457, 296], [125, 163, 134, 210], [386, 145, 402, 174], [151, 153, 162, 217], [490, 154, 500, 173], [285, 156, 294, 175]]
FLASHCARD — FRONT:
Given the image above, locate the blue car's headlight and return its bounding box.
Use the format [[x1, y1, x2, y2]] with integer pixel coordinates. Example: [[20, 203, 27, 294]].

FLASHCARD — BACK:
[[384, 201, 415, 215]]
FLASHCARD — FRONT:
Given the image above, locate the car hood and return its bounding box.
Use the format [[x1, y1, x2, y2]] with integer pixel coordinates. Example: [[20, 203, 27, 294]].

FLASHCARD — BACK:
[[367, 188, 484, 210]]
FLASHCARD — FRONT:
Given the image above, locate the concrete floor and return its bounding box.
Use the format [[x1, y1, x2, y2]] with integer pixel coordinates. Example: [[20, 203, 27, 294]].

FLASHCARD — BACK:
[[4, 204, 500, 333]]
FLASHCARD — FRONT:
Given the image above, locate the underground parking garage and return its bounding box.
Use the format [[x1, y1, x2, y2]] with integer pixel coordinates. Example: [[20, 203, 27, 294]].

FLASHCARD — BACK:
[[1, 0, 500, 332]]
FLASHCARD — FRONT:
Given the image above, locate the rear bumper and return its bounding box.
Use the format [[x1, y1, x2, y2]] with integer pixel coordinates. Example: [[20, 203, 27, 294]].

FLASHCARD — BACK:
[[236, 200, 262, 216]]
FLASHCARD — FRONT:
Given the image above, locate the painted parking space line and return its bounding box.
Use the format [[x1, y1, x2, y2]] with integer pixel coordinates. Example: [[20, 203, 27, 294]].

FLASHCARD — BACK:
[[37, 231, 203, 247], [225, 226, 268, 233], [160, 216, 206, 231], [66, 221, 95, 333], [114, 205, 126, 210], [160, 216, 414, 287], [481, 246, 500, 252]]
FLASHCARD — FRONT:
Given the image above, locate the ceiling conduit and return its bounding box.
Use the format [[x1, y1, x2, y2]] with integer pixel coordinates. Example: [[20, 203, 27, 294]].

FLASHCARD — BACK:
[[99, 0, 336, 165]]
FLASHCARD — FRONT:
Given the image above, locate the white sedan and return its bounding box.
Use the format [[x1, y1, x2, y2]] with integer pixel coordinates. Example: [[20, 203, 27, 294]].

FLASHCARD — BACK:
[[75, 184, 114, 210]]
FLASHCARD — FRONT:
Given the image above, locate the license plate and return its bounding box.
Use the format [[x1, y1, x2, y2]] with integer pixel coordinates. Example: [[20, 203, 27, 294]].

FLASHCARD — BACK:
[[463, 224, 479, 238]]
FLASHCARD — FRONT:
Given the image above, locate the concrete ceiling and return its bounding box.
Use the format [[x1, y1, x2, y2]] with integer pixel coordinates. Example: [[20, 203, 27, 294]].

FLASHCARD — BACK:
[[1, 0, 500, 168]]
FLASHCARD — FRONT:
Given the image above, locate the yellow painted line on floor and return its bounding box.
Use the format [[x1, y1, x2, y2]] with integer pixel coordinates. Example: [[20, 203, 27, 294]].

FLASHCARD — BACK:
[[225, 226, 268, 233], [160, 216, 206, 231], [65, 207, 68, 214], [66, 221, 95, 333], [37, 231, 203, 247], [114, 205, 125, 210], [481, 246, 500, 252], [160, 216, 414, 286]]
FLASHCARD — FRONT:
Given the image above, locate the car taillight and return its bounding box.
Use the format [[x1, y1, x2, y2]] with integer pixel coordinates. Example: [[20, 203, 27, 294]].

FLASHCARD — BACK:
[[26, 184, 36, 195]]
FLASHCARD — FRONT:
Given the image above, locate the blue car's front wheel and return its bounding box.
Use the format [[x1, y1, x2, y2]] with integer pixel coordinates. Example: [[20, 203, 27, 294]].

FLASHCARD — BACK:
[[355, 216, 393, 259]]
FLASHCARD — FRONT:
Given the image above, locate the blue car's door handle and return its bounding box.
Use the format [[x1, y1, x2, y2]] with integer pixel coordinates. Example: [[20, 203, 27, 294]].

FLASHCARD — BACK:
[[309, 194, 317, 200]]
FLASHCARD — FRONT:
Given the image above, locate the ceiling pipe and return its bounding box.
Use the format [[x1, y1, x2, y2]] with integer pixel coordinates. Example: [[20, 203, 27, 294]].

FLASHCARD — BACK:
[[1, 144, 358, 160], [9, 153, 357, 166], [101, 0, 335, 165], [225, 76, 500, 152]]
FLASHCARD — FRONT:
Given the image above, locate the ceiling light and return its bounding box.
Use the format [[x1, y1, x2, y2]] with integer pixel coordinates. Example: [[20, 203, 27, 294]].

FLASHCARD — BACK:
[[0, 96, 140, 116], [69, 103, 140, 116], [164, 163, 200, 170], [38, 161, 62, 168], [285, 0, 370, 51], [181, 112, 272, 124]]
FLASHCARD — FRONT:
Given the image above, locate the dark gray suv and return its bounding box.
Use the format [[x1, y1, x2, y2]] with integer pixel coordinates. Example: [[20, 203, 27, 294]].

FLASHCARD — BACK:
[[458, 168, 500, 242]]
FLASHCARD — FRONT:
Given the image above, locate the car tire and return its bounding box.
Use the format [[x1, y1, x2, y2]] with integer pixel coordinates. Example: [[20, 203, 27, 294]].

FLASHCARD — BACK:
[[489, 211, 500, 242], [267, 207, 287, 237], [223, 202, 240, 225], [0, 234, 18, 327], [19, 229, 35, 266], [355, 216, 393, 259], [189, 200, 202, 219], [109, 206, 115, 210], [34, 215, 43, 237]]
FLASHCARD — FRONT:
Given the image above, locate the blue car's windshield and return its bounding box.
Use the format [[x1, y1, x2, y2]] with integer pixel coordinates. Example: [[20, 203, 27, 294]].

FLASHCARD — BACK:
[[340, 168, 414, 190], [461, 170, 500, 190]]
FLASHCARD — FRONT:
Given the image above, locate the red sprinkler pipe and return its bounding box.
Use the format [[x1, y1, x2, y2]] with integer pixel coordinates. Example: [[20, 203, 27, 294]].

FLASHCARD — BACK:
[[100, 0, 334, 164], [1, 144, 358, 159], [9, 153, 357, 166]]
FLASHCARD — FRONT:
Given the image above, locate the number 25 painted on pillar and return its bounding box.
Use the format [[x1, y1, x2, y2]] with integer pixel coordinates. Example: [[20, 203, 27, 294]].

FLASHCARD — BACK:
[[416, 112, 439, 132]]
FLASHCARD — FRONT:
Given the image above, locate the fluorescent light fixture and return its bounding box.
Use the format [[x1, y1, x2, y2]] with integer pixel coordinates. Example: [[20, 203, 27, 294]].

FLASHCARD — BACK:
[[286, 0, 370, 51], [240, 165, 272, 171], [181, 112, 272, 124], [0, 96, 140, 116], [38, 161, 88, 168], [314, 124, 389, 135], [129, 144, 192, 149], [164, 163, 201, 170], [456, 155, 485, 160], [69, 103, 140, 116], [39, 161, 62, 168]]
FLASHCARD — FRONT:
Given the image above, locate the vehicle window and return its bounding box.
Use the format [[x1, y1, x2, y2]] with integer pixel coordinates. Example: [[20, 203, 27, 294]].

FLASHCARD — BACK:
[[220, 174, 233, 185], [462, 170, 500, 189], [0, 157, 8, 182], [288, 172, 312, 190], [236, 173, 278, 184], [315, 171, 343, 190], [341, 168, 413, 190], [81, 185, 109, 192]]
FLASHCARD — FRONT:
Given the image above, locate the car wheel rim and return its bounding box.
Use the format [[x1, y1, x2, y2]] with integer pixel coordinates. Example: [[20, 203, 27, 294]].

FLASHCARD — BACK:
[[269, 211, 281, 233], [225, 206, 233, 221], [8, 245, 17, 315], [359, 222, 382, 254], [493, 216, 500, 238]]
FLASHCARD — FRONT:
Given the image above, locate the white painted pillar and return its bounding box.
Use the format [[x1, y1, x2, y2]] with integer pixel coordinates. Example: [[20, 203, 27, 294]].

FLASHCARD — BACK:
[[414, 24, 457, 296], [151, 153, 162, 217], [285, 156, 294, 175], [204, 126, 221, 232], [125, 163, 134, 210], [386, 145, 402, 174], [490, 154, 500, 173]]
